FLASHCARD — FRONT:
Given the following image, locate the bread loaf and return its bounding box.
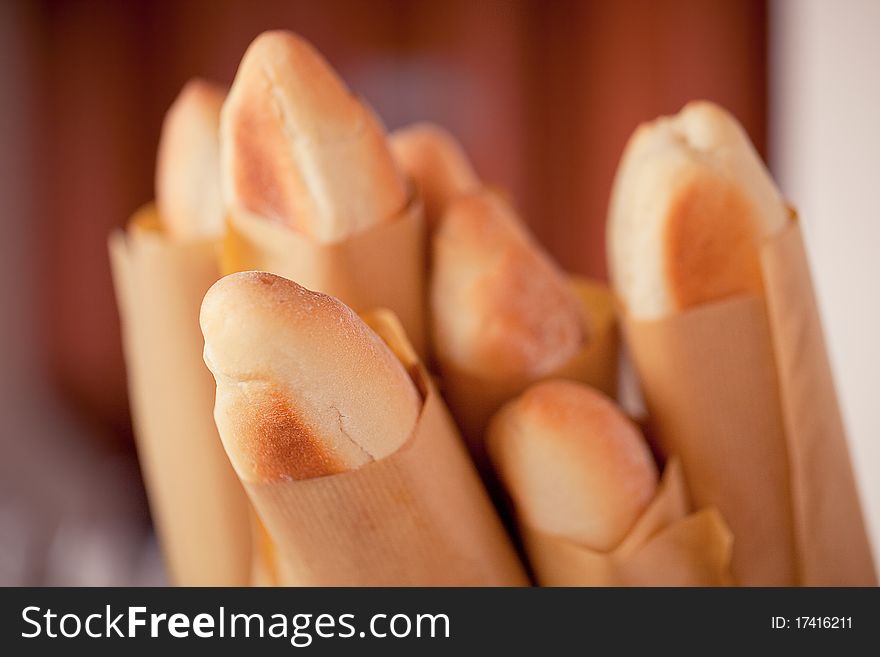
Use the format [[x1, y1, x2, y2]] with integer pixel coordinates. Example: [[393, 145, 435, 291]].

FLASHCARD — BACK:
[[487, 380, 658, 551], [431, 189, 585, 379], [390, 122, 479, 230], [608, 101, 788, 319], [155, 79, 226, 240], [200, 271, 420, 483], [220, 30, 408, 243]]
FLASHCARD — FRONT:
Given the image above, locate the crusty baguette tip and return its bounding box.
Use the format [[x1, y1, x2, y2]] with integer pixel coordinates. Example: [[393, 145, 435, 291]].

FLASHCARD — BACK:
[[155, 78, 226, 240], [390, 122, 479, 228], [200, 271, 421, 483], [431, 189, 585, 379], [608, 100, 790, 320], [220, 30, 407, 243], [488, 380, 658, 552]]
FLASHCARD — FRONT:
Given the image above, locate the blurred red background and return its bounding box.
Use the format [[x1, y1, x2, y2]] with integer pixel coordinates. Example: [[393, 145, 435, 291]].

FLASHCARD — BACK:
[[25, 0, 767, 451], [1, 0, 769, 584]]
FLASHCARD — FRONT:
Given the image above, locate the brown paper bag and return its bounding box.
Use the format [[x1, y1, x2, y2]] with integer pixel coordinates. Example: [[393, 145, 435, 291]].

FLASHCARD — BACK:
[[248, 511, 279, 587], [624, 219, 876, 586], [522, 460, 733, 586], [439, 276, 618, 462], [244, 309, 528, 586], [109, 204, 252, 586], [221, 191, 427, 358]]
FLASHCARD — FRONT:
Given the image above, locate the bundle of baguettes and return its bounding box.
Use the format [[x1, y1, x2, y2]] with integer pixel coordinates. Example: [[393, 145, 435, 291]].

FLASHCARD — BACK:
[[200, 271, 527, 586], [219, 30, 427, 356], [430, 188, 618, 467], [108, 80, 252, 585], [390, 125, 618, 457], [488, 380, 732, 586], [609, 100, 876, 585]]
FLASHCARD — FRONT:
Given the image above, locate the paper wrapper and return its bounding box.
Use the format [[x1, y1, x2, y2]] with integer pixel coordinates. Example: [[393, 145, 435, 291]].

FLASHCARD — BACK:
[[521, 460, 733, 586], [439, 276, 618, 465], [248, 511, 279, 587], [624, 219, 877, 586], [244, 310, 528, 586], [221, 191, 427, 358], [109, 205, 252, 586]]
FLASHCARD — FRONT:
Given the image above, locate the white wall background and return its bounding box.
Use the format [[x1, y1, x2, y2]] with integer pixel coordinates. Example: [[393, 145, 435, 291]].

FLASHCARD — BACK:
[[771, 0, 880, 562]]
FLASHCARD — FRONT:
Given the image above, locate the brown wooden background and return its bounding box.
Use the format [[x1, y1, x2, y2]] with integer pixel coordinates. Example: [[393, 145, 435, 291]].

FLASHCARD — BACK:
[[22, 0, 767, 448]]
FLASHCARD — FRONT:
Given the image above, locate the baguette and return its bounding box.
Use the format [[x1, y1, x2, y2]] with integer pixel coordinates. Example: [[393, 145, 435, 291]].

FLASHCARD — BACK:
[[608, 100, 788, 319], [607, 102, 806, 585], [199, 271, 526, 585], [487, 380, 658, 552], [431, 189, 585, 379], [220, 30, 407, 243], [200, 271, 420, 483], [155, 79, 226, 240], [390, 122, 479, 230]]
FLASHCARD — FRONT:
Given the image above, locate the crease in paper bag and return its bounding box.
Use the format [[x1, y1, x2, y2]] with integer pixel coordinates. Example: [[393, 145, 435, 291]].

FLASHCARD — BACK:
[[623, 218, 876, 586], [521, 460, 733, 586], [762, 220, 876, 585], [108, 204, 252, 586]]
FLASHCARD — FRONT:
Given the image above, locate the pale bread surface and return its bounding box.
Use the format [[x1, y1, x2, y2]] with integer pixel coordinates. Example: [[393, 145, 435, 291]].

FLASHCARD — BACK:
[[390, 122, 479, 230], [431, 189, 585, 379], [155, 79, 226, 240], [488, 380, 659, 552]]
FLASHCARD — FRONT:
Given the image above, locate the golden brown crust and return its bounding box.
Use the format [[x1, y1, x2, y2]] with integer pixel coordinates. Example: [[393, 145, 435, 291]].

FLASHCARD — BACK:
[[220, 30, 407, 243], [222, 386, 350, 482], [664, 171, 764, 309], [431, 190, 585, 379], [201, 271, 421, 483], [155, 79, 226, 240], [390, 123, 479, 230], [487, 380, 659, 551], [225, 98, 296, 230], [608, 101, 789, 319]]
